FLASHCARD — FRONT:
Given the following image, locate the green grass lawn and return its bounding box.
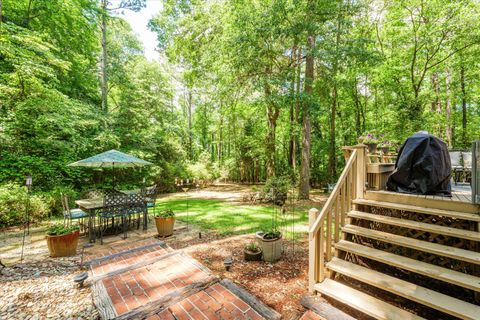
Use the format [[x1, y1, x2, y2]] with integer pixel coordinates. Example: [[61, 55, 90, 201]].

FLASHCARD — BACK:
[[153, 198, 308, 236]]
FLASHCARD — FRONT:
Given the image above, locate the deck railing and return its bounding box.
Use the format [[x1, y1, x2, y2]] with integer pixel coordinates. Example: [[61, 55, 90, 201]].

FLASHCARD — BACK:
[[308, 145, 366, 292]]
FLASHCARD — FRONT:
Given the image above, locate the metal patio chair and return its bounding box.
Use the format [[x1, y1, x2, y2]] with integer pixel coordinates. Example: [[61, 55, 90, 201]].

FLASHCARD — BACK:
[[99, 193, 128, 244], [61, 193, 88, 230]]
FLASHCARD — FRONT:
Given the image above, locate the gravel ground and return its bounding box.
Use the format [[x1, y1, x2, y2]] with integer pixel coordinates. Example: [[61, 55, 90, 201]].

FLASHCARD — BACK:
[[0, 257, 98, 320]]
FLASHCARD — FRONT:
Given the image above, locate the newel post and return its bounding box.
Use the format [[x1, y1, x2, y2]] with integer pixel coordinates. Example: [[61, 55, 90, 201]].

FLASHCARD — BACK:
[[352, 144, 367, 199], [308, 208, 320, 293]]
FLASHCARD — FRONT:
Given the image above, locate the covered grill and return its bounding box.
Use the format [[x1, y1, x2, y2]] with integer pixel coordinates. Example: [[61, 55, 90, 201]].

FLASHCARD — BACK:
[[386, 132, 451, 196]]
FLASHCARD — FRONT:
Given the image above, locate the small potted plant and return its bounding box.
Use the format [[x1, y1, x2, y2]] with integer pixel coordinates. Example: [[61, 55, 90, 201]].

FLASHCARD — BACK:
[[46, 224, 80, 257], [379, 140, 392, 154], [244, 242, 262, 261], [362, 133, 378, 153], [256, 229, 282, 262], [154, 209, 176, 237]]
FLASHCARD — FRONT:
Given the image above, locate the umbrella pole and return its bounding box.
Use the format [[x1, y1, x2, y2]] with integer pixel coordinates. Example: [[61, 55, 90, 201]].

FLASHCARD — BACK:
[[112, 162, 115, 190]]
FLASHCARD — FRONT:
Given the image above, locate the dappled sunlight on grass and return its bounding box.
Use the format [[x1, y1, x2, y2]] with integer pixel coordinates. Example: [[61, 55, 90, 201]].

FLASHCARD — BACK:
[[153, 198, 308, 236]]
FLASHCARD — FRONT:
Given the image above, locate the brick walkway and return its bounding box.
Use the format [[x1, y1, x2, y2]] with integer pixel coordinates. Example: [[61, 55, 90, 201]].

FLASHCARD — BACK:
[[87, 239, 279, 320]]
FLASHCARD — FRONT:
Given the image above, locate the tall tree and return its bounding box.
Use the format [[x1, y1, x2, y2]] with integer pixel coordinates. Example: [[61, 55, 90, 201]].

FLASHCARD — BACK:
[[99, 0, 146, 112]]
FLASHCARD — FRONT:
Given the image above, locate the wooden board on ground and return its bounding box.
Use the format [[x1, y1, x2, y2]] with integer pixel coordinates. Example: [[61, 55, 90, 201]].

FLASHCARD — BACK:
[[300, 294, 356, 320]]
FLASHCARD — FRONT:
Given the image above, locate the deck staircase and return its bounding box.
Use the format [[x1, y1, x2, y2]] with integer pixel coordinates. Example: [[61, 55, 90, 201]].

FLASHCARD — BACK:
[[308, 146, 480, 320]]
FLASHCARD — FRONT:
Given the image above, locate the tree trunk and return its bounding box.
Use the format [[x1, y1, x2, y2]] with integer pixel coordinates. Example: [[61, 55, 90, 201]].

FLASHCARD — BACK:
[[187, 90, 193, 160], [218, 109, 223, 164], [299, 35, 315, 199], [461, 65, 467, 147], [431, 73, 441, 112], [289, 45, 297, 171], [329, 86, 337, 179], [431, 72, 442, 137], [100, 0, 108, 112], [265, 79, 279, 179], [445, 69, 453, 147]]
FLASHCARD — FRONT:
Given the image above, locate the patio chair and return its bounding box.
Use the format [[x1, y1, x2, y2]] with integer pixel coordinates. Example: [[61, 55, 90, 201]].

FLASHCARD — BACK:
[[61, 193, 88, 230], [126, 193, 147, 230], [142, 184, 159, 216], [462, 151, 473, 183], [99, 193, 128, 244], [82, 189, 104, 199]]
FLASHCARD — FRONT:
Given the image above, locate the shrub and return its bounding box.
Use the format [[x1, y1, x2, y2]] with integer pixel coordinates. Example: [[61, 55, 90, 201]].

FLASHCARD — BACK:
[[262, 176, 291, 205], [0, 182, 49, 227], [155, 209, 175, 218], [46, 223, 79, 236]]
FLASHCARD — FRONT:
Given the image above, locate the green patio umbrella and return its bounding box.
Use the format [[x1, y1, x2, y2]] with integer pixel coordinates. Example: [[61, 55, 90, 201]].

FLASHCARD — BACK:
[[68, 149, 153, 187]]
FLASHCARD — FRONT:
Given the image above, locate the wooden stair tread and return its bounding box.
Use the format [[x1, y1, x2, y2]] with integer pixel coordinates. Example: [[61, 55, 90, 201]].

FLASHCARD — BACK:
[[335, 240, 480, 292], [314, 278, 424, 320], [352, 199, 480, 222], [342, 224, 480, 264], [348, 210, 480, 241], [327, 258, 480, 320]]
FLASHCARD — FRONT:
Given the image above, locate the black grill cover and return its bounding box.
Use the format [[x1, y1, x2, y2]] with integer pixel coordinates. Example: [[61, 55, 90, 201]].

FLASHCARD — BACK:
[[386, 132, 451, 196]]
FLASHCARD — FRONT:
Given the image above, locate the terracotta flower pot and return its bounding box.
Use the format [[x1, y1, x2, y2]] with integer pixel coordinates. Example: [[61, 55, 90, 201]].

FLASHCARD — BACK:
[[154, 216, 175, 237], [244, 248, 262, 261], [46, 230, 80, 257]]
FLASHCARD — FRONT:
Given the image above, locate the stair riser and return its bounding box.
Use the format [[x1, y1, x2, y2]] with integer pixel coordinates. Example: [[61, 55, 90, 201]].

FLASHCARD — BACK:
[[335, 241, 480, 292], [343, 226, 480, 265]]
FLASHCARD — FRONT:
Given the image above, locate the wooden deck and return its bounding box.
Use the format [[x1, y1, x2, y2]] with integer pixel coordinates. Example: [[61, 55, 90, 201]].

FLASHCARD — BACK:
[[365, 184, 479, 214]]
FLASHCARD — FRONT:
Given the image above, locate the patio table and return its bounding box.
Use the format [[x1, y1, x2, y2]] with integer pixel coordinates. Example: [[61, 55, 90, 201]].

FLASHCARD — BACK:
[[76, 198, 104, 242], [76, 196, 149, 242]]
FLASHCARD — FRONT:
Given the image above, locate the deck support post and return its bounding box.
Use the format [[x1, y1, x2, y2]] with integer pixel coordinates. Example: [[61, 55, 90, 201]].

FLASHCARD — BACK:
[[351, 144, 366, 200]]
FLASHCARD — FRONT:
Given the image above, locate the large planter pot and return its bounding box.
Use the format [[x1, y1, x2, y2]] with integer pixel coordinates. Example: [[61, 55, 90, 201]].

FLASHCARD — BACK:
[[244, 248, 263, 261], [256, 232, 282, 263], [46, 230, 79, 258], [155, 216, 175, 237]]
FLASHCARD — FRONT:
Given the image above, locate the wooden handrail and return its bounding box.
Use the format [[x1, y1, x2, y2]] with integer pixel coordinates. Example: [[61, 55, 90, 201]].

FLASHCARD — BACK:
[[309, 149, 358, 238], [308, 146, 366, 292]]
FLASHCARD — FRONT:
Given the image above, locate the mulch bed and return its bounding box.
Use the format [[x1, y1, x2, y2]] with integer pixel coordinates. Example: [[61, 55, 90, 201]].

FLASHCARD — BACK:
[[164, 230, 310, 319]]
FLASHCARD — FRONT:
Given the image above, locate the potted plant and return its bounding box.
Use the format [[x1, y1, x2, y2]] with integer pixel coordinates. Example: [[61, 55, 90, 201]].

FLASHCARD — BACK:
[[46, 224, 80, 257], [256, 229, 282, 263], [154, 209, 175, 237], [244, 242, 262, 261], [379, 140, 392, 154], [362, 133, 378, 153]]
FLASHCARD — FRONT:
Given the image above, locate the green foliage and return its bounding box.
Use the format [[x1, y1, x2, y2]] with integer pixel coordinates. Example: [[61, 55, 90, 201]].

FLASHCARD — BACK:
[[263, 176, 291, 202], [46, 223, 79, 236], [2, 0, 480, 227], [244, 242, 260, 252], [0, 183, 49, 227], [155, 209, 175, 218], [263, 230, 282, 240], [155, 198, 307, 236]]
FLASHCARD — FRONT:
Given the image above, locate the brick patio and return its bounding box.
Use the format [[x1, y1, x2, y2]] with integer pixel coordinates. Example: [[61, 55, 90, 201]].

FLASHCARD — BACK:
[[87, 239, 278, 319]]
